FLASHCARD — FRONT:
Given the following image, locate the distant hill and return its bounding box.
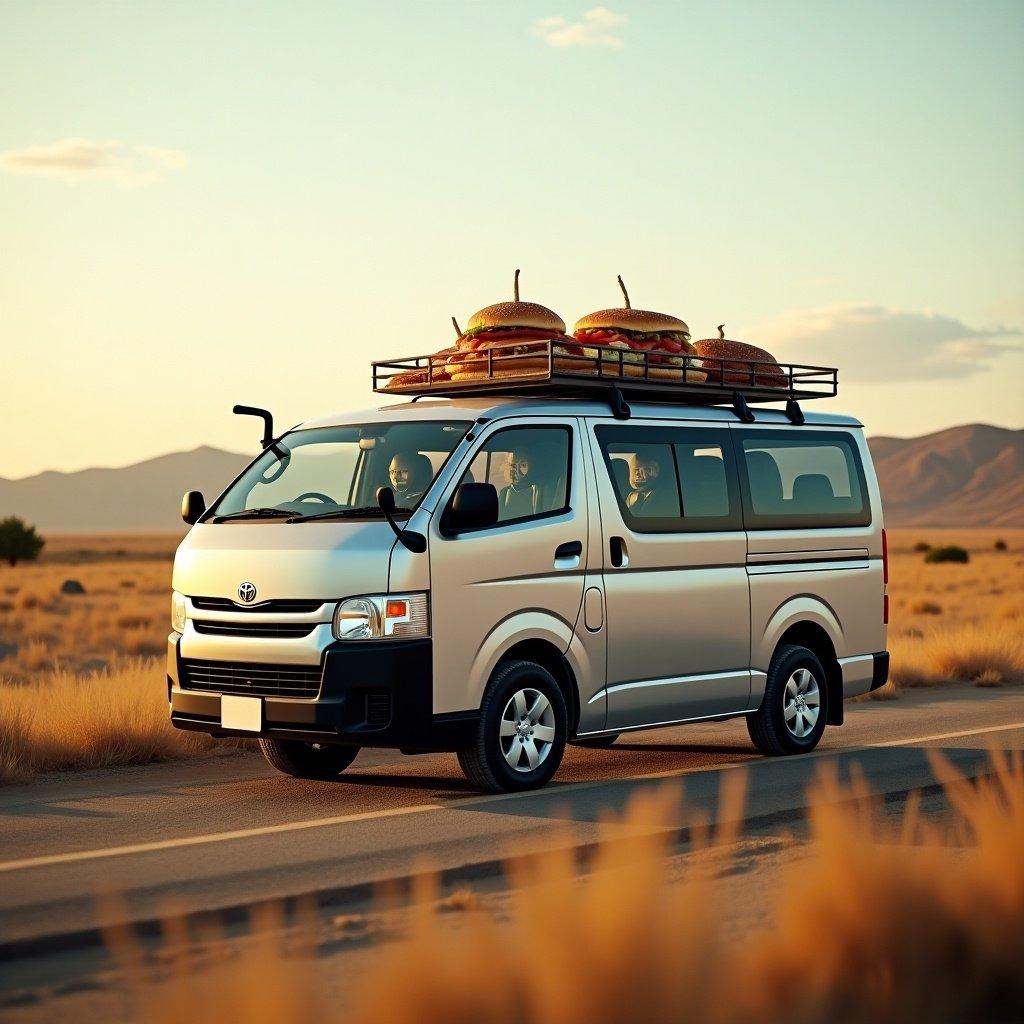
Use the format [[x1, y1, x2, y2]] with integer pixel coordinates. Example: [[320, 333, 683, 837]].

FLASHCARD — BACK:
[[868, 424, 1023, 527], [0, 447, 249, 532], [1, 425, 1020, 532]]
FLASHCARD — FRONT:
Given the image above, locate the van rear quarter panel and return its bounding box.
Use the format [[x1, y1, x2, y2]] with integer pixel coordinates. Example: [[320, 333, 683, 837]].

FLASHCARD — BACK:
[[746, 429, 886, 686]]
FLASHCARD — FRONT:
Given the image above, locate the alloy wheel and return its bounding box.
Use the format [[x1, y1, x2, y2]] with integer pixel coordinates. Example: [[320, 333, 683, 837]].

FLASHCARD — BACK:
[[500, 687, 556, 772]]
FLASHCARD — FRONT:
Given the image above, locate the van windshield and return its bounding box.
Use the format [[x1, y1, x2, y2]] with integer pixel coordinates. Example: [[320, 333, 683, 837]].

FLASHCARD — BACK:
[[209, 421, 472, 523]]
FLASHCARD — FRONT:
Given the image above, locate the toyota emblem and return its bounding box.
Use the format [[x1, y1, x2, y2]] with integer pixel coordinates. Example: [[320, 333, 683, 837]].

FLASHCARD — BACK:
[[237, 581, 258, 604]]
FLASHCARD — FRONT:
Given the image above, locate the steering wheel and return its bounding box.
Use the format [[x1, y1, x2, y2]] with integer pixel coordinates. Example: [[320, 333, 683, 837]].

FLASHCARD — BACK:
[[294, 491, 336, 504]]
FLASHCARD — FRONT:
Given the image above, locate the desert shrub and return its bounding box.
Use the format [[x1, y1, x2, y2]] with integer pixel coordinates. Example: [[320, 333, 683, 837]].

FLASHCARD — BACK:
[[910, 600, 942, 615], [913, 541, 931, 552], [0, 516, 44, 566], [925, 545, 969, 564], [994, 539, 1007, 551]]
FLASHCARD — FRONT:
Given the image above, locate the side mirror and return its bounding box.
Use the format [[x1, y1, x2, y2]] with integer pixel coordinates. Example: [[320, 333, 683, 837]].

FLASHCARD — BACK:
[[449, 482, 499, 531], [181, 490, 206, 525], [375, 486, 427, 554]]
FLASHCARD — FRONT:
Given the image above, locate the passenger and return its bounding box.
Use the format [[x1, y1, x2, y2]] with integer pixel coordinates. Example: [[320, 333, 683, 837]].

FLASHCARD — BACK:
[[388, 452, 433, 507], [498, 448, 538, 520], [627, 449, 677, 517]]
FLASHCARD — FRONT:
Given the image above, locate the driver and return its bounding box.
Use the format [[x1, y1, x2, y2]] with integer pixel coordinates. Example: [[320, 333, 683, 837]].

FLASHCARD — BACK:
[[388, 452, 433, 507], [498, 448, 538, 520]]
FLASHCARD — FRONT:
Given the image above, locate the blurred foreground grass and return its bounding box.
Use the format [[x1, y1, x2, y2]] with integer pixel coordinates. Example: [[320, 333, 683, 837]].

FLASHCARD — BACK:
[[103, 751, 1024, 1024]]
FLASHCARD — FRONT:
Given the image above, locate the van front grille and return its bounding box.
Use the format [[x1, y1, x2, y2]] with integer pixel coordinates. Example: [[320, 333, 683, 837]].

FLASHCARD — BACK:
[[193, 621, 317, 639], [190, 597, 326, 615], [180, 658, 322, 698]]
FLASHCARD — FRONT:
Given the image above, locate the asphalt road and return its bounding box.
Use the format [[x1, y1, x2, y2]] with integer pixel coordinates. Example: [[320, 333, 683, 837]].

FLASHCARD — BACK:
[[1, 685, 1022, 965]]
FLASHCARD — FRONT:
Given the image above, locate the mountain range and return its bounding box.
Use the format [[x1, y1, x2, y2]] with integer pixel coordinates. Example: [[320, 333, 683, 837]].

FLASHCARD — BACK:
[[1, 425, 1020, 532]]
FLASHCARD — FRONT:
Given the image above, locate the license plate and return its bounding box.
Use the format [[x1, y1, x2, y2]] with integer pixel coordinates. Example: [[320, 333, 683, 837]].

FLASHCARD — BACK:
[[221, 694, 262, 732]]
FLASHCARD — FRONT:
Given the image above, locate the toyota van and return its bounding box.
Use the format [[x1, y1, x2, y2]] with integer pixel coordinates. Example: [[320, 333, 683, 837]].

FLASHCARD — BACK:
[[169, 389, 889, 792]]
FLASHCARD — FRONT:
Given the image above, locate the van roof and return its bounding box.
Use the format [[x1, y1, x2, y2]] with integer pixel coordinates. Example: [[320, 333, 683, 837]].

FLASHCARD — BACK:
[[299, 397, 863, 430]]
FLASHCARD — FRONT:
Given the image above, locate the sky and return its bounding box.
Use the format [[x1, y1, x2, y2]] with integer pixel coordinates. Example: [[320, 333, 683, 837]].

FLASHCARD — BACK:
[[2, 0, 1022, 479]]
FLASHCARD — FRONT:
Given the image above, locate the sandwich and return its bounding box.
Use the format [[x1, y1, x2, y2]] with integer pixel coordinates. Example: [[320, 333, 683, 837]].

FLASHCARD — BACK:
[[446, 270, 587, 381], [693, 325, 786, 388], [572, 277, 705, 381]]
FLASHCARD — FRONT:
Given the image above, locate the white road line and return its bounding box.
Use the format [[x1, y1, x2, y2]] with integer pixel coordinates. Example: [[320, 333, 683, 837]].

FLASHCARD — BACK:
[[0, 803, 442, 874], [1, 720, 1021, 875]]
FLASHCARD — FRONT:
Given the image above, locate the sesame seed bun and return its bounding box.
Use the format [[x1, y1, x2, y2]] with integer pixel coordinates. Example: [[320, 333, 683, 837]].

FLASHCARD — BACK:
[[573, 307, 691, 339], [467, 301, 566, 335]]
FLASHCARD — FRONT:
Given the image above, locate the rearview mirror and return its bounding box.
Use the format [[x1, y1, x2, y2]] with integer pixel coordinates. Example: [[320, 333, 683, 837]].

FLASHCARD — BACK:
[[181, 490, 206, 525], [449, 483, 499, 532]]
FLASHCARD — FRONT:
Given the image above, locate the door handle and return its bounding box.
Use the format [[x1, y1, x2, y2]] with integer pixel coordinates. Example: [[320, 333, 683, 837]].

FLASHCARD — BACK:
[[609, 536, 627, 568], [555, 541, 583, 559]]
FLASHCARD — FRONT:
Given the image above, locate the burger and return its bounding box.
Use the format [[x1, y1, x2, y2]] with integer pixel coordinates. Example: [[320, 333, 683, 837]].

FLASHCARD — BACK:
[[446, 270, 588, 381], [383, 345, 459, 390], [572, 277, 705, 381], [693, 325, 786, 388]]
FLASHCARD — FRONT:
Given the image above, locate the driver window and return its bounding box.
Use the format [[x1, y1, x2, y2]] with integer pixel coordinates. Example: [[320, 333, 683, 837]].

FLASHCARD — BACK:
[[458, 426, 571, 525]]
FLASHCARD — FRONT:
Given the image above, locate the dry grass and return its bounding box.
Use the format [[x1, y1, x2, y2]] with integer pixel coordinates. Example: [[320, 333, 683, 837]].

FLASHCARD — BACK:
[[0, 659, 226, 783], [1, 530, 1020, 779], [106, 752, 1024, 1024], [876, 529, 1024, 698]]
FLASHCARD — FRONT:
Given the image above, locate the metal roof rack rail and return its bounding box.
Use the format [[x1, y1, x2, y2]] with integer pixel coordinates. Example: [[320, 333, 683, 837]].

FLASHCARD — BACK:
[[371, 341, 838, 409]]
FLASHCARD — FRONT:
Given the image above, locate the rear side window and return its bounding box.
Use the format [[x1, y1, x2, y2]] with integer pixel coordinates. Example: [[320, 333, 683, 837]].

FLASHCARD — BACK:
[[736, 429, 871, 529], [595, 426, 742, 533]]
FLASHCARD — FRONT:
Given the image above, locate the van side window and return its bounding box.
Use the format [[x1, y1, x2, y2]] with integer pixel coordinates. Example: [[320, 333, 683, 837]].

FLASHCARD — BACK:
[[736, 430, 871, 528], [595, 426, 741, 533], [458, 425, 571, 525]]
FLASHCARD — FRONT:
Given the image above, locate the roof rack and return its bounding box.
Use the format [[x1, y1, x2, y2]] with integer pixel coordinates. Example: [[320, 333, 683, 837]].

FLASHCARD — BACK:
[[372, 340, 837, 421]]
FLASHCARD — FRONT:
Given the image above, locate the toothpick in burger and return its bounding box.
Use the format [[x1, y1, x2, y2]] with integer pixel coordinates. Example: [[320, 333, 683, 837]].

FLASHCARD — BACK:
[[693, 325, 786, 388], [572, 278, 705, 381], [446, 270, 587, 381]]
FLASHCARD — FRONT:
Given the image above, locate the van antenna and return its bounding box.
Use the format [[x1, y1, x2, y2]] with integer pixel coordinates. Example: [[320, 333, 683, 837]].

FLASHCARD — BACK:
[[451, 316, 462, 337], [617, 275, 631, 309], [718, 324, 726, 339], [513, 268, 520, 302]]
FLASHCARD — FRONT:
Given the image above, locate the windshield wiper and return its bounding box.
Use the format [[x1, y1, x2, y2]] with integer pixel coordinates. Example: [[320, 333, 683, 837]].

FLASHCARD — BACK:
[[287, 505, 409, 524], [213, 507, 294, 523]]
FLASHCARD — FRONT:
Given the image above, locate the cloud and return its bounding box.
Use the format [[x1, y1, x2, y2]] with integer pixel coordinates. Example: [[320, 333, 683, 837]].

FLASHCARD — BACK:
[[0, 138, 189, 186], [756, 304, 1022, 382], [533, 7, 626, 49]]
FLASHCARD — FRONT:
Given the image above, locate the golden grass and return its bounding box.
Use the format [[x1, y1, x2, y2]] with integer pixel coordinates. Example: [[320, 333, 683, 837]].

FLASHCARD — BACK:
[[107, 752, 1024, 1024], [0, 529, 1020, 777], [0, 659, 225, 783]]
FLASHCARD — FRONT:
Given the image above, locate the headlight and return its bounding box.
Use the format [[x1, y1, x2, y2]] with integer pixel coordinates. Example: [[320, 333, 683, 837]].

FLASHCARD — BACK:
[[171, 591, 187, 633], [333, 593, 429, 641]]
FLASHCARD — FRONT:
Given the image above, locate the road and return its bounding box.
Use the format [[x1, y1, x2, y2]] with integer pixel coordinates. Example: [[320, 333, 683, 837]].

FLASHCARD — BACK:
[[1, 685, 1022, 984]]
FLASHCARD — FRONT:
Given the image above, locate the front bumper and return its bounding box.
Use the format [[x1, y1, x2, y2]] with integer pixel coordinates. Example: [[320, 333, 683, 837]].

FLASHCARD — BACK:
[[167, 634, 477, 751]]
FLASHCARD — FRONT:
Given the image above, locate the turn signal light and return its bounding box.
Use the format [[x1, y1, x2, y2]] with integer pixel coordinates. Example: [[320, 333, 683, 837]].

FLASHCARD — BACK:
[[386, 599, 408, 618]]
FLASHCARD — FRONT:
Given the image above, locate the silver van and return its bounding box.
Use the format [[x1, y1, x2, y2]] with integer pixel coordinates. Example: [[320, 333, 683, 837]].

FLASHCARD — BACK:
[[169, 394, 889, 792]]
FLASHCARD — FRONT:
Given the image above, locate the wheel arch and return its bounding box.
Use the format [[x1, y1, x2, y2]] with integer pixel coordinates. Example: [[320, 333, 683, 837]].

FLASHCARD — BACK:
[[496, 638, 581, 736]]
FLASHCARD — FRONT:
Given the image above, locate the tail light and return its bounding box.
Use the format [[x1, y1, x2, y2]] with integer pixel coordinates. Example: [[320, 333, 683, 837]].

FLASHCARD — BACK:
[[884, 593, 889, 625]]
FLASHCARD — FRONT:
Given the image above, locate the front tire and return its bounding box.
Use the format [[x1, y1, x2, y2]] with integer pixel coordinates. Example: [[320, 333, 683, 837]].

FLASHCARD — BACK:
[[259, 739, 360, 779], [747, 644, 828, 756], [457, 660, 567, 793]]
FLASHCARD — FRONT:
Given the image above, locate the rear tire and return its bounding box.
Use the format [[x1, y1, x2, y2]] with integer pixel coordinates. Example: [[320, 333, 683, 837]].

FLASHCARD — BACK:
[[571, 734, 619, 748], [747, 644, 828, 756], [457, 660, 567, 793], [259, 739, 360, 779]]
